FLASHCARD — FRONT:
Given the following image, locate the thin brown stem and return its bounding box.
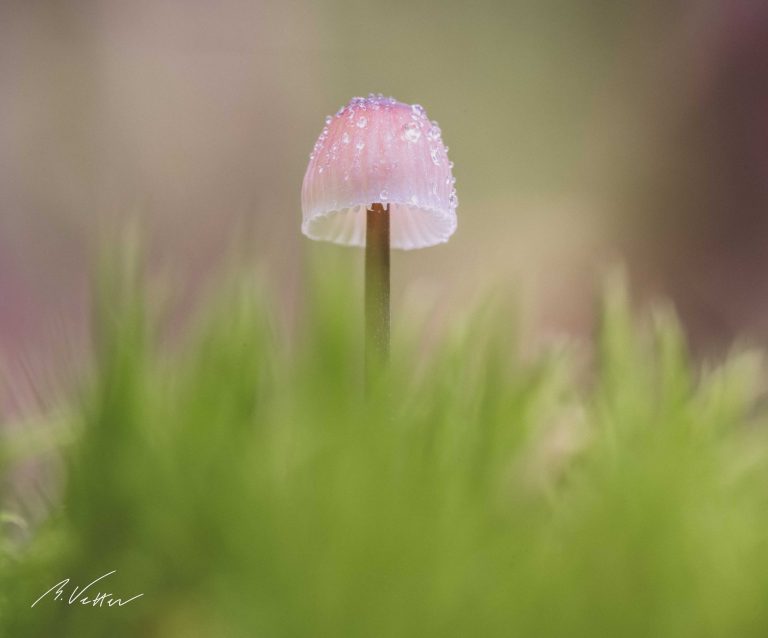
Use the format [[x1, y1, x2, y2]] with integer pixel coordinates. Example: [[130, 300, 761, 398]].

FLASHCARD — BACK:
[[365, 203, 390, 385]]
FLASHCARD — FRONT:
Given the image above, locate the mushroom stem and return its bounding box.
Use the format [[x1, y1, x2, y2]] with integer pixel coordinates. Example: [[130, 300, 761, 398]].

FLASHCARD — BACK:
[[365, 203, 390, 384]]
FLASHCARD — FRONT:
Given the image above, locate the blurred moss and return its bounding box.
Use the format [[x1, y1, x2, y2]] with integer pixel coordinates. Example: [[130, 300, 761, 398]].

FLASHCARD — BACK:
[[2, 255, 768, 637]]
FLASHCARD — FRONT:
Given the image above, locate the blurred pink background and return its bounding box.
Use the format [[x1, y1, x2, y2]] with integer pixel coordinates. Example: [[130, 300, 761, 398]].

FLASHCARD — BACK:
[[1, 0, 767, 416]]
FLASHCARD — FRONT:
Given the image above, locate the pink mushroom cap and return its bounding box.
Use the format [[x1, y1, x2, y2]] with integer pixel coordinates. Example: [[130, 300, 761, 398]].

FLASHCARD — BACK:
[[302, 95, 458, 250]]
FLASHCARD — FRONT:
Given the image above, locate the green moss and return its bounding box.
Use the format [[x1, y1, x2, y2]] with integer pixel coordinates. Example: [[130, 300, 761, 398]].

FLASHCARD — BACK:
[[2, 259, 768, 637]]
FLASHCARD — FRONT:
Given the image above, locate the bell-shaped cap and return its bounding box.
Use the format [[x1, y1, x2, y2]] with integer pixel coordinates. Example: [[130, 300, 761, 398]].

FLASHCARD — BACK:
[[301, 95, 458, 250]]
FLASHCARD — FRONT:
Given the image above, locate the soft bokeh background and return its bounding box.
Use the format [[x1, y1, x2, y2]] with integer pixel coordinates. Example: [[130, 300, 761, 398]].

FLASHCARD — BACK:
[[1, 0, 767, 415], [3, 4, 768, 635]]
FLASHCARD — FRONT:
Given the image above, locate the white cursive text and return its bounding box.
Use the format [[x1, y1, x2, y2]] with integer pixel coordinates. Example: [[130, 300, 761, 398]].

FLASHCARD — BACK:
[[31, 570, 144, 609]]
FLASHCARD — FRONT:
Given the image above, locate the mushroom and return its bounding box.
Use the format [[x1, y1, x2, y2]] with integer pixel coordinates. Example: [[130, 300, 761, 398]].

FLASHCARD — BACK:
[[302, 94, 458, 380]]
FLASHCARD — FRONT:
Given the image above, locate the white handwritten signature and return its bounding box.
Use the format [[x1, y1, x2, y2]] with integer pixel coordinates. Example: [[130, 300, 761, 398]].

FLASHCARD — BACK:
[[31, 570, 144, 609]]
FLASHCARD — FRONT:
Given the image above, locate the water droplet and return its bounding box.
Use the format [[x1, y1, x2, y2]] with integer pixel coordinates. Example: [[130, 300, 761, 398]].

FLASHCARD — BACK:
[[356, 116, 367, 128], [448, 192, 458, 208], [431, 148, 441, 165], [318, 166, 324, 173], [448, 161, 455, 169], [427, 125, 441, 142], [410, 194, 419, 205], [379, 189, 390, 201], [343, 171, 350, 181], [341, 132, 350, 144], [325, 115, 333, 124], [411, 104, 425, 118], [355, 140, 365, 151], [403, 121, 421, 142]]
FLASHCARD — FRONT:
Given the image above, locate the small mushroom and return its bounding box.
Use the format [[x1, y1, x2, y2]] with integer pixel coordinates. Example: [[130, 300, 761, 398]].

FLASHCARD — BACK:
[[301, 94, 458, 380]]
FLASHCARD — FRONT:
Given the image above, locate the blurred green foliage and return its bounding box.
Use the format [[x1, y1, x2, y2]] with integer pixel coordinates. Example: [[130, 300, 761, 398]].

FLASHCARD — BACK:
[[2, 256, 768, 637]]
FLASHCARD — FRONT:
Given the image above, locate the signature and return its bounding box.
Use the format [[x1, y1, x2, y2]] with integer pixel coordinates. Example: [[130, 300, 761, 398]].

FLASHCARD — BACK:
[[31, 570, 144, 609]]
